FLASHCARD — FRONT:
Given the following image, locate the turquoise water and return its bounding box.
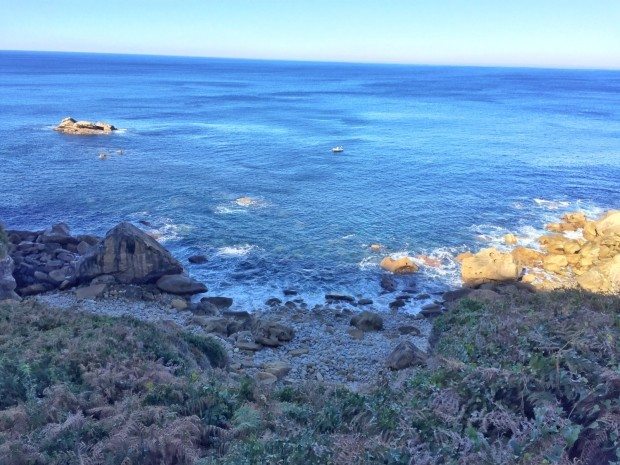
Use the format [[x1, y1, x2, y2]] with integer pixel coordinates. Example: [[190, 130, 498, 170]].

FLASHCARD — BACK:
[[1, 51, 619, 309]]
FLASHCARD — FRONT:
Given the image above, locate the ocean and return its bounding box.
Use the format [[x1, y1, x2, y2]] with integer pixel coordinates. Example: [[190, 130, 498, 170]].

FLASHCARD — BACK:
[[1, 51, 619, 310]]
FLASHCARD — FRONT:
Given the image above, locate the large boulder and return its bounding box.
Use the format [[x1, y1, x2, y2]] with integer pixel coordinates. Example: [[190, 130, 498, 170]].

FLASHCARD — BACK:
[[380, 256, 419, 274], [594, 210, 620, 234], [55, 117, 117, 135], [460, 248, 521, 287], [75, 222, 183, 284], [387, 341, 427, 370], [156, 274, 207, 295], [576, 255, 620, 294], [350, 311, 384, 331], [0, 256, 20, 301]]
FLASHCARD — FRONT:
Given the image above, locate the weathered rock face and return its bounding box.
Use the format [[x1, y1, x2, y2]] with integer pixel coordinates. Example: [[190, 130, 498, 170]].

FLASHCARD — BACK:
[[55, 117, 117, 135], [0, 255, 20, 301], [460, 248, 521, 287], [461, 210, 620, 294], [75, 222, 183, 284], [380, 256, 419, 274]]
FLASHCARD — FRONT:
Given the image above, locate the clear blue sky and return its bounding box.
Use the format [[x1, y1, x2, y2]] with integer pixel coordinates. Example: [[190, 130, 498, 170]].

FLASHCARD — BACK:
[[2, 0, 619, 69]]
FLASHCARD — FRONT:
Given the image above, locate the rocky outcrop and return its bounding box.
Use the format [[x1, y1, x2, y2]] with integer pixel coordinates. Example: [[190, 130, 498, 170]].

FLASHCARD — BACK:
[[54, 117, 117, 135], [0, 255, 19, 301], [75, 222, 183, 284], [460, 210, 620, 294], [380, 256, 419, 274], [460, 248, 522, 287]]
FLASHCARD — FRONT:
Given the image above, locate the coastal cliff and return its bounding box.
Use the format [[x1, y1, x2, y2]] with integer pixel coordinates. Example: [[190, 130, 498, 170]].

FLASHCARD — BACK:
[[0, 212, 618, 464]]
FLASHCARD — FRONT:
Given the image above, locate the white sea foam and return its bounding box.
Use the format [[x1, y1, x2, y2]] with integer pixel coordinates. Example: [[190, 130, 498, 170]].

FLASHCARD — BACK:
[[214, 196, 269, 215], [533, 198, 571, 210], [216, 244, 257, 257]]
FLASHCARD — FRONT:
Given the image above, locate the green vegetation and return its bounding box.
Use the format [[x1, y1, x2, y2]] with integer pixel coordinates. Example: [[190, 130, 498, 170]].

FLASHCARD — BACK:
[[0, 289, 618, 464]]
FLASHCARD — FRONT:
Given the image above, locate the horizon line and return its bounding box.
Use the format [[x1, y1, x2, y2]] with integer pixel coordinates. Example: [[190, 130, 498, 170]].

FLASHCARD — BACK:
[[2, 48, 619, 72]]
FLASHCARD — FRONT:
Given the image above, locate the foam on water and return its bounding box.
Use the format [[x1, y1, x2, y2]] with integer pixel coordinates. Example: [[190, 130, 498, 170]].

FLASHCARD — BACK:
[[216, 244, 257, 257]]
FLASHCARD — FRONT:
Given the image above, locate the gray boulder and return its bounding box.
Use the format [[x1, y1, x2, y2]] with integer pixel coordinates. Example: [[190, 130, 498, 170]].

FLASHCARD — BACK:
[[350, 310, 384, 331], [201, 296, 233, 309], [75, 222, 183, 284], [387, 341, 427, 370], [156, 274, 207, 295]]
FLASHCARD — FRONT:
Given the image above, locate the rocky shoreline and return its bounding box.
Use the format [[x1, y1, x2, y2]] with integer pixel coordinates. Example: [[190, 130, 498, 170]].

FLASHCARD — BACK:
[[0, 208, 618, 388]]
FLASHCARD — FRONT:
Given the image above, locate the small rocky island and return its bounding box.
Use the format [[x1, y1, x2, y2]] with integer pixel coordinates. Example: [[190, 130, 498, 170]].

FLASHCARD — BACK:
[[54, 116, 117, 135]]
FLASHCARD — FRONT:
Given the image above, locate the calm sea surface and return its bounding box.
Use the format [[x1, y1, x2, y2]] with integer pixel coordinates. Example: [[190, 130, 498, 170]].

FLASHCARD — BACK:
[[1, 51, 619, 310]]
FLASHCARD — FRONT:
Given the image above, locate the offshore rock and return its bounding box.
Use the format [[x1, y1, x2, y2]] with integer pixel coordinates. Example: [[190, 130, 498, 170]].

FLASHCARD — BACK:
[[54, 117, 117, 135], [75, 222, 183, 284]]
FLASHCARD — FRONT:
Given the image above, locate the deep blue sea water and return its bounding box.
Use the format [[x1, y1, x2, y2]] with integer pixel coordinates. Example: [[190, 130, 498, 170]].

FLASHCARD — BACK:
[[1, 51, 619, 310]]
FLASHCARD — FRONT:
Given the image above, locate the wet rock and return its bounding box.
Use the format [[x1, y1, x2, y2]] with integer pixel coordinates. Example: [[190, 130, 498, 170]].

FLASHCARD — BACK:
[[201, 296, 233, 309], [156, 274, 207, 295], [357, 298, 373, 305], [387, 341, 427, 370], [188, 254, 207, 264], [350, 310, 383, 331], [503, 233, 518, 245], [325, 294, 355, 303], [265, 297, 282, 307], [380, 256, 419, 274], [75, 222, 183, 284], [283, 289, 298, 296], [380, 274, 397, 292]]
